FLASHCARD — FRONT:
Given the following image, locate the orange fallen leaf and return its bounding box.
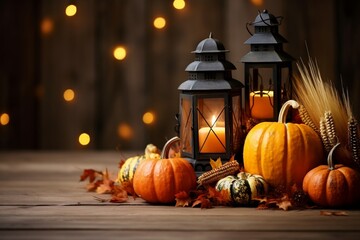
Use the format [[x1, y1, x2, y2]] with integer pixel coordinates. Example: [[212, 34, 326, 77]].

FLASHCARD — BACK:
[[96, 169, 115, 194], [110, 185, 128, 203], [80, 169, 102, 182], [175, 191, 191, 207], [118, 159, 126, 169], [192, 196, 212, 209], [207, 187, 231, 206], [276, 196, 292, 211], [86, 180, 102, 192], [210, 158, 222, 169]]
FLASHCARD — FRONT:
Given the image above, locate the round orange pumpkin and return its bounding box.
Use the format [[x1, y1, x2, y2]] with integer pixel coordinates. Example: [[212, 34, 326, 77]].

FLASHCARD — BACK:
[[133, 137, 197, 203], [243, 100, 324, 189], [303, 143, 360, 207]]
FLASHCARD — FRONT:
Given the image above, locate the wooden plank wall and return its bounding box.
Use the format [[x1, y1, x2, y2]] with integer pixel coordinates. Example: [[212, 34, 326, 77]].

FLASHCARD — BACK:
[[0, 0, 358, 150]]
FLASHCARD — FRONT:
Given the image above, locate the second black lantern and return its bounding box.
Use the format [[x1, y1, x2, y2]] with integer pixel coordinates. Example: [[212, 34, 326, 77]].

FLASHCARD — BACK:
[[241, 10, 294, 123], [178, 34, 244, 172]]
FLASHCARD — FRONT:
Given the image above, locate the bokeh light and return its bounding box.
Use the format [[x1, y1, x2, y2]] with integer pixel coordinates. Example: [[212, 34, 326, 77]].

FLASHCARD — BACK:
[[79, 133, 90, 146], [250, 0, 264, 7], [41, 18, 54, 35], [142, 112, 155, 125], [65, 4, 77, 17], [117, 123, 133, 140], [0, 113, 10, 126], [153, 17, 166, 29], [173, 0, 186, 10], [113, 46, 127, 60], [63, 89, 75, 102]]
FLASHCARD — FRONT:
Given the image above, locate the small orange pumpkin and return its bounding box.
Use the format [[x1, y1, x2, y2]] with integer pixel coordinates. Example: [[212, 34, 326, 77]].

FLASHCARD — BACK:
[[243, 100, 324, 189], [303, 142, 360, 207], [133, 137, 197, 203]]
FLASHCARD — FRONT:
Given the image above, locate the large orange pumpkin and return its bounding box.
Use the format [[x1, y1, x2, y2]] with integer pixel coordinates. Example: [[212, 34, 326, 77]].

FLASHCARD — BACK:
[[133, 137, 197, 203], [243, 100, 324, 189], [303, 143, 360, 207]]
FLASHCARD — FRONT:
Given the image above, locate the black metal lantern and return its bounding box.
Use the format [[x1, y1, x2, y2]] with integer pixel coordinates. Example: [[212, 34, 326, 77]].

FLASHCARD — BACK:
[[241, 10, 293, 124], [178, 34, 244, 173]]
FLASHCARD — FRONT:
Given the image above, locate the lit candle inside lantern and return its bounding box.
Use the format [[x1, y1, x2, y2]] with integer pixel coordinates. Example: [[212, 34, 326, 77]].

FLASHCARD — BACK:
[[249, 91, 274, 119], [198, 116, 226, 153]]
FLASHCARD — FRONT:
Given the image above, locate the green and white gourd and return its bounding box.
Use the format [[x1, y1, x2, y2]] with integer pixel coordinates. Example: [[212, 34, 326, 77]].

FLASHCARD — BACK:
[[117, 144, 160, 184], [215, 172, 268, 205]]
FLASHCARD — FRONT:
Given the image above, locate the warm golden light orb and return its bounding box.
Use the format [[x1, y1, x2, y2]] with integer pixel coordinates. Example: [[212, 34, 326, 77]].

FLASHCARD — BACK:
[[113, 46, 127, 60], [65, 4, 77, 17], [173, 0, 186, 10], [79, 133, 90, 146], [63, 89, 75, 102], [0, 113, 10, 126], [117, 123, 133, 140], [142, 112, 155, 125], [153, 17, 166, 29]]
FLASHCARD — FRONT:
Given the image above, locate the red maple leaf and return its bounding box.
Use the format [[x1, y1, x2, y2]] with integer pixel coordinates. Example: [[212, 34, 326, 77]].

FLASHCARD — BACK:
[[192, 195, 212, 209], [96, 169, 115, 194], [110, 185, 128, 203], [175, 191, 192, 207], [80, 169, 102, 182]]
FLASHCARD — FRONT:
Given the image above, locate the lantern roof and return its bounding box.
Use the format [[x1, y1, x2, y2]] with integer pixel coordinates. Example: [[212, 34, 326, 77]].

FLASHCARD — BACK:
[[241, 9, 294, 63], [178, 78, 243, 91], [185, 60, 235, 72], [192, 33, 229, 53], [179, 34, 243, 91], [241, 50, 293, 63], [244, 9, 287, 45], [244, 32, 287, 45], [252, 9, 280, 27]]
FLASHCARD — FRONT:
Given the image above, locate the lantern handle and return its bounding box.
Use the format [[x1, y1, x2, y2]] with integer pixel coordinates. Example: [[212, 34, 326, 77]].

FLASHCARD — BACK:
[[246, 22, 253, 36], [258, 10, 284, 27]]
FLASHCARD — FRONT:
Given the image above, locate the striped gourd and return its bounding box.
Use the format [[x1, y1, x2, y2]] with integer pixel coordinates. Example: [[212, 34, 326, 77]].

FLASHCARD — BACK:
[[215, 172, 268, 205], [117, 144, 160, 184]]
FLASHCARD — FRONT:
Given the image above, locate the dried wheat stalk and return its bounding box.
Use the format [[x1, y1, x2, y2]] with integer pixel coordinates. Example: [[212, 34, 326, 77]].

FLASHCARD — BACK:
[[294, 57, 359, 166]]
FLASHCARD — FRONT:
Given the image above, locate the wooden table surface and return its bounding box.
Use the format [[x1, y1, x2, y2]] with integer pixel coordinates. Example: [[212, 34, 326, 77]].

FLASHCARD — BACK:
[[1, 151, 360, 240]]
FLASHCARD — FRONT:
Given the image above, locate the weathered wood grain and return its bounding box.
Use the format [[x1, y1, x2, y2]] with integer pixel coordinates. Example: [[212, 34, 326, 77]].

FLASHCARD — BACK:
[[1, 152, 360, 240]]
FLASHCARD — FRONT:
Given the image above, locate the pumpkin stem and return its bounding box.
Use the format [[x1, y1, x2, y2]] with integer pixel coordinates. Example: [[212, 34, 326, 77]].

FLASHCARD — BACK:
[[161, 136, 181, 159], [278, 100, 300, 123], [327, 142, 340, 170]]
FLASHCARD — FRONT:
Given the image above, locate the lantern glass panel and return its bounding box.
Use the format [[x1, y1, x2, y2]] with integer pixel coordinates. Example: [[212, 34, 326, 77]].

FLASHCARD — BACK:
[[180, 95, 193, 154], [232, 95, 242, 153], [281, 67, 291, 102], [248, 67, 274, 120], [197, 97, 226, 153]]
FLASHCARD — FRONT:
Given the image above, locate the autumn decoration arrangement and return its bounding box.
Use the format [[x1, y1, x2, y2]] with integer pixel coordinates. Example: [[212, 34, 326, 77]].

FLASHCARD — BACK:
[[80, 58, 360, 211]]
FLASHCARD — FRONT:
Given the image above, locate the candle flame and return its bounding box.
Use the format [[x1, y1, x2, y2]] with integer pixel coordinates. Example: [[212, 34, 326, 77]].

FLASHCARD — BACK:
[[211, 115, 216, 127]]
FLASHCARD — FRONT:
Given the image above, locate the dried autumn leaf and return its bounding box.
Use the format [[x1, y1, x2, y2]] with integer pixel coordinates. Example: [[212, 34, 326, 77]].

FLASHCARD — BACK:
[[255, 195, 292, 211], [207, 187, 231, 206], [210, 158, 222, 169], [118, 159, 126, 169], [96, 169, 115, 194], [121, 181, 137, 199], [86, 180, 102, 192], [192, 196, 212, 209], [110, 185, 128, 203], [80, 169, 102, 182], [175, 191, 191, 207], [276, 195, 292, 211]]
